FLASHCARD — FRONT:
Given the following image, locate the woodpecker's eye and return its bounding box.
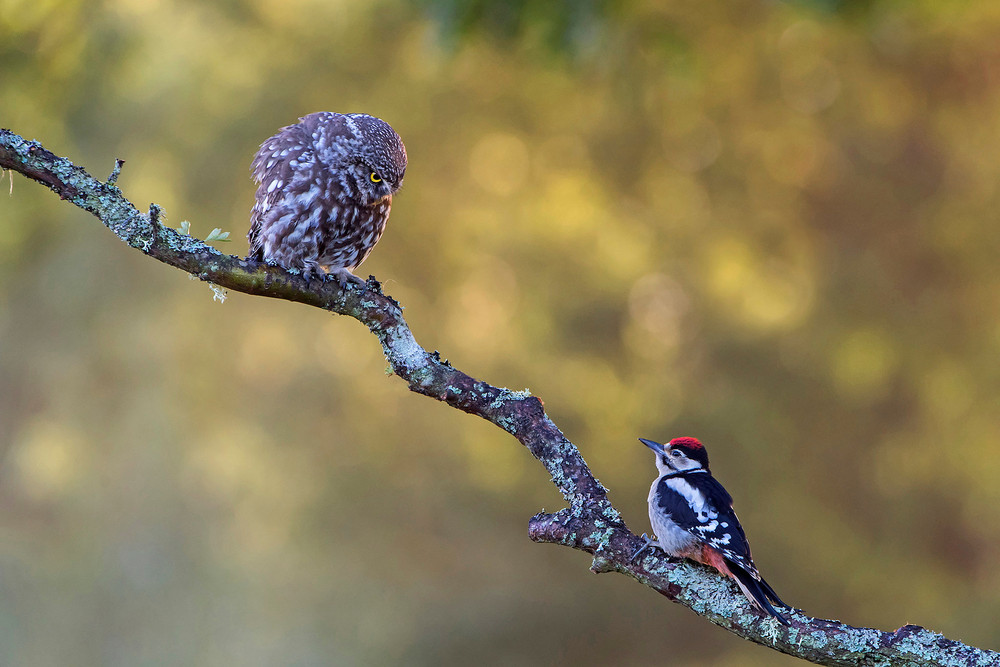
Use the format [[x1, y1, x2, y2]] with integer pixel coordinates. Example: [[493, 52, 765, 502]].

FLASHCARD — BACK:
[[370, 172, 382, 183], [670, 450, 683, 458]]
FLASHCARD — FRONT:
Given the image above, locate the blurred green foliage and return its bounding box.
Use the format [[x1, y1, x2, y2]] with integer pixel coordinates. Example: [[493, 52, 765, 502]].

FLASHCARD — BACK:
[[2, 0, 1000, 664]]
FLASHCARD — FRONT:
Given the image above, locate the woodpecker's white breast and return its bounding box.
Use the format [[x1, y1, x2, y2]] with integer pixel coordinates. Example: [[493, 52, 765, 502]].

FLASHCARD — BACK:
[[647, 475, 705, 556]]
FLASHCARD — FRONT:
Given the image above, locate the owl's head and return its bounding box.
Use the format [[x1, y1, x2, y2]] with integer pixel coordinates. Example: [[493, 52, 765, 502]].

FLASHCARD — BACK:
[[304, 112, 407, 207]]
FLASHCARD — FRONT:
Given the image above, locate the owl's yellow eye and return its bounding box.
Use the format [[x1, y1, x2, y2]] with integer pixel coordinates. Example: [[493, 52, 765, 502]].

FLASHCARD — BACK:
[[370, 172, 382, 183]]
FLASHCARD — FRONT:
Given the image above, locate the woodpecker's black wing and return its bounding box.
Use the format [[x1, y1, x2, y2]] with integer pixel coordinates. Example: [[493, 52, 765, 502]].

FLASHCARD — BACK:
[[659, 472, 789, 614], [672, 473, 754, 563]]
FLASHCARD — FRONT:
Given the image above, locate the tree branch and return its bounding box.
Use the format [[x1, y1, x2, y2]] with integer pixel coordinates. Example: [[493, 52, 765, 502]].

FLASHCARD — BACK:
[[2, 128, 995, 667]]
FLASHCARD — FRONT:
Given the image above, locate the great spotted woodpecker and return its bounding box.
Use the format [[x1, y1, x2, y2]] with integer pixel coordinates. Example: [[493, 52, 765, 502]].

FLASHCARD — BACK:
[[631, 436, 790, 624]]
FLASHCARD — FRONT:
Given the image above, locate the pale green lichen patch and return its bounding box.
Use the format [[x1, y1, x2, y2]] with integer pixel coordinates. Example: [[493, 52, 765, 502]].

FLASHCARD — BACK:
[[586, 518, 616, 553], [489, 390, 519, 411], [486, 388, 536, 419], [659, 561, 778, 634], [595, 504, 623, 525], [892, 628, 998, 666], [493, 415, 518, 434], [830, 625, 882, 654], [88, 193, 153, 250], [807, 630, 830, 650], [550, 475, 577, 502], [158, 225, 224, 256], [208, 283, 228, 303], [384, 325, 426, 377]]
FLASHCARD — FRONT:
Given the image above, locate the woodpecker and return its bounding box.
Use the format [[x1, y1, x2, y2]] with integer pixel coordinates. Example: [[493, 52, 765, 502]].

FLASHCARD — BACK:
[[632, 436, 790, 624]]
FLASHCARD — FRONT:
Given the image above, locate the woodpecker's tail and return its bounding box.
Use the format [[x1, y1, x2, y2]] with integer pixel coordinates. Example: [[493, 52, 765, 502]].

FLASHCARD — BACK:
[[756, 575, 789, 611], [727, 561, 790, 625]]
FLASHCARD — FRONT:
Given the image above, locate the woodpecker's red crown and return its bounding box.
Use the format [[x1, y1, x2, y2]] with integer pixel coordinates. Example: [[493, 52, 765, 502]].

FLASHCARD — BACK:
[[669, 436, 704, 451], [668, 437, 710, 470]]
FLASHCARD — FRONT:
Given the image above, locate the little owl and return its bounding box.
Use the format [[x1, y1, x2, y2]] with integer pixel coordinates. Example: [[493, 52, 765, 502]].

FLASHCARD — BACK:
[[248, 112, 407, 285]]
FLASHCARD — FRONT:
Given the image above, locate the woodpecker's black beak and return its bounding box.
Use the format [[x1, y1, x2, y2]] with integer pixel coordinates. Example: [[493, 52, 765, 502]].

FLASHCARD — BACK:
[[639, 437, 666, 455]]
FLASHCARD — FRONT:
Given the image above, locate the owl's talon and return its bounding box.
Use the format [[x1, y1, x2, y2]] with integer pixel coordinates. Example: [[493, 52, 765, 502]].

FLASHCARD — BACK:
[[326, 267, 363, 289]]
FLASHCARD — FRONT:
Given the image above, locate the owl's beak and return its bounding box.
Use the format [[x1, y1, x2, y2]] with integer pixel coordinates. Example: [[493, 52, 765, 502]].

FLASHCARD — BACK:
[[639, 438, 666, 455]]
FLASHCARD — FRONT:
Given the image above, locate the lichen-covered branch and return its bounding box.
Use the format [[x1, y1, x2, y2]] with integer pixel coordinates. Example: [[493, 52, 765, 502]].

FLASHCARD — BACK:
[[1, 128, 996, 667]]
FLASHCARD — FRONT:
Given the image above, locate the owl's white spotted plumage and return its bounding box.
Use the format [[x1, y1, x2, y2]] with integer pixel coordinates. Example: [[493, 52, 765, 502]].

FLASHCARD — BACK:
[[248, 112, 406, 284]]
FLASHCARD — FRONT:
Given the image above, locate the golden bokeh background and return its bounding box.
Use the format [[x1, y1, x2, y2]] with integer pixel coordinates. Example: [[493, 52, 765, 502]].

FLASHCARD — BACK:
[[3, 1, 1000, 664]]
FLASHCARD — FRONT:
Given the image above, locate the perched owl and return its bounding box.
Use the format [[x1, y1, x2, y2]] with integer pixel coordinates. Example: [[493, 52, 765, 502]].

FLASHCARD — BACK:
[[248, 112, 407, 285]]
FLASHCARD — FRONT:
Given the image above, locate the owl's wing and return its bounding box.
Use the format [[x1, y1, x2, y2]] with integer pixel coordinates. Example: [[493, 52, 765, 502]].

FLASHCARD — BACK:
[[248, 123, 314, 260]]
